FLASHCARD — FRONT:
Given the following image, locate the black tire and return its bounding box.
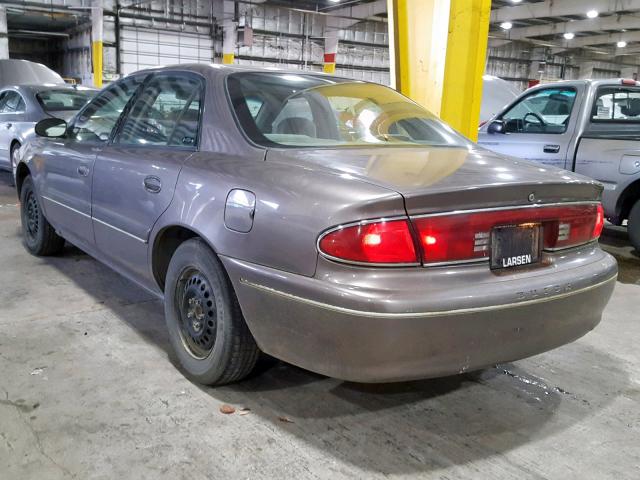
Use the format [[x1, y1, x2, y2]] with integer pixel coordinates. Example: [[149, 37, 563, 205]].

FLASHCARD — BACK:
[[164, 238, 259, 385], [9, 142, 20, 186], [20, 176, 65, 256], [628, 200, 640, 253]]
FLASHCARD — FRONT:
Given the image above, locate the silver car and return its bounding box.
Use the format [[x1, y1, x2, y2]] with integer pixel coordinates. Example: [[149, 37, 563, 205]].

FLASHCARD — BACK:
[[0, 84, 96, 179], [16, 65, 617, 385], [478, 79, 640, 251]]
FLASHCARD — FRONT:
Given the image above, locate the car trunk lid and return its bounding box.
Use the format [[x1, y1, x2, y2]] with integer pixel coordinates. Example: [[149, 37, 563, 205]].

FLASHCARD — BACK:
[[266, 146, 602, 215]]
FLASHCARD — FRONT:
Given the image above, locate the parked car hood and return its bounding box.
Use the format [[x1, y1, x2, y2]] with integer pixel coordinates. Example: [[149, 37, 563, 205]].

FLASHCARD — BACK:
[[266, 146, 603, 214]]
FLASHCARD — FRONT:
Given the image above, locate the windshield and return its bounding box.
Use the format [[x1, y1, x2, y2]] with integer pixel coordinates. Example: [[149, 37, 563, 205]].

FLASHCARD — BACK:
[[226, 72, 467, 148], [36, 89, 95, 112]]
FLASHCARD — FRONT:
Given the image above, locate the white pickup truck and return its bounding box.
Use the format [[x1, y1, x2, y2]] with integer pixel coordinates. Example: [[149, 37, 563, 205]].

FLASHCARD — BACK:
[[478, 78, 640, 251]]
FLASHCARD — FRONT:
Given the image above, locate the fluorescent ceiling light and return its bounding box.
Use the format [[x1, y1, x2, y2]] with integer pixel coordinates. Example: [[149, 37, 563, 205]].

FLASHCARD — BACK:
[[511, 0, 523, 3], [617, 41, 627, 48], [500, 22, 513, 30], [564, 32, 575, 40], [586, 10, 599, 18]]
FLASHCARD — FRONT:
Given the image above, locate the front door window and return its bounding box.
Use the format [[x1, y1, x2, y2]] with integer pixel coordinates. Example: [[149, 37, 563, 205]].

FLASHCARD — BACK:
[[501, 88, 577, 134], [70, 76, 145, 144]]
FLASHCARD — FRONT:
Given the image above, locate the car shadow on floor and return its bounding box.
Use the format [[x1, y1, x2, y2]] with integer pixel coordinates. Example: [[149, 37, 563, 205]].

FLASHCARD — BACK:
[[600, 225, 640, 284], [31, 236, 630, 475], [203, 345, 627, 474]]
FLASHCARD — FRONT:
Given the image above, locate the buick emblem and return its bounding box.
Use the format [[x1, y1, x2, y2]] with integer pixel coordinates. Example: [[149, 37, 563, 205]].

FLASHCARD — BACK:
[[528, 193, 536, 202]]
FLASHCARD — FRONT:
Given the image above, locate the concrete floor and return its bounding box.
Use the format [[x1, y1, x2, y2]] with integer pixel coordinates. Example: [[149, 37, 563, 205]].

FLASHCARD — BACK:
[[0, 170, 639, 480]]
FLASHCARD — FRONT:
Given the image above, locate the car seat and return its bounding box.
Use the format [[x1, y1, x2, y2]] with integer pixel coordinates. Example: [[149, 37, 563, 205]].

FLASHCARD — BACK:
[[275, 117, 317, 137]]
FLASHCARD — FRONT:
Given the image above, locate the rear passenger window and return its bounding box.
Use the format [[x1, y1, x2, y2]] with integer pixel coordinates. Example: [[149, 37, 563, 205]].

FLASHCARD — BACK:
[[117, 74, 202, 148], [592, 87, 640, 122]]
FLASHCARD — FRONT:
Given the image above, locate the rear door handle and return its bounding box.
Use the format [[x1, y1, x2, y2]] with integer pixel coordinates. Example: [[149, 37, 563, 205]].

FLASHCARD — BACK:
[[77, 165, 90, 176], [143, 176, 162, 193], [543, 144, 561, 153]]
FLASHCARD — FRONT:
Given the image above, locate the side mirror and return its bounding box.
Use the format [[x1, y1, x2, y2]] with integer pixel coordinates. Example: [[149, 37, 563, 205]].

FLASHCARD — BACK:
[[35, 118, 67, 138], [487, 120, 505, 134]]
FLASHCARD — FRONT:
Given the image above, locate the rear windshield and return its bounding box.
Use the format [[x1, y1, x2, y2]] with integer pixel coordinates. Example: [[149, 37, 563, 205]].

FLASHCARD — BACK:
[[591, 86, 640, 122], [226, 72, 467, 148], [36, 89, 95, 112]]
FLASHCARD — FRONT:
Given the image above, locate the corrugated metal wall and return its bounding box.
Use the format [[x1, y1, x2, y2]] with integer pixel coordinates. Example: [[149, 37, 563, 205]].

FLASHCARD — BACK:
[[118, 27, 214, 75], [486, 43, 629, 91], [234, 3, 389, 85], [6, 0, 390, 85]]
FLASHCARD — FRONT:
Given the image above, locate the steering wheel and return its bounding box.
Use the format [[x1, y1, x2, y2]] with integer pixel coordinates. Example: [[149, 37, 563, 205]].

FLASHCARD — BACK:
[[523, 112, 546, 126]]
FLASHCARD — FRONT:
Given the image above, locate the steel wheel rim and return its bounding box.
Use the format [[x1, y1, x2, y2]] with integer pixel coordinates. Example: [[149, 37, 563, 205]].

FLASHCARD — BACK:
[[24, 190, 39, 240], [175, 267, 218, 360]]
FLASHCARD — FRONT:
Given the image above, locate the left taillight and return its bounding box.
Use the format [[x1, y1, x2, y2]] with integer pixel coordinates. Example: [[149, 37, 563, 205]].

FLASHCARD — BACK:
[[318, 219, 419, 265]]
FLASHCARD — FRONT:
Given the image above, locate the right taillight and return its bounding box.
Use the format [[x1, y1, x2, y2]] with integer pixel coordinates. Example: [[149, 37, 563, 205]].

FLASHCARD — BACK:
[[593, 203, 605, 239], [317, 203, 603, 267], [412, 203, 603, 265]]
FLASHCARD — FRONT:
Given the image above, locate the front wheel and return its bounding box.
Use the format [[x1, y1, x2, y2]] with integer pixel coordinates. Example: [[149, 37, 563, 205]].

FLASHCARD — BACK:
[[20, 176, 65, 256], [628, 200, 640, 253], [164, 238, 259, 385]]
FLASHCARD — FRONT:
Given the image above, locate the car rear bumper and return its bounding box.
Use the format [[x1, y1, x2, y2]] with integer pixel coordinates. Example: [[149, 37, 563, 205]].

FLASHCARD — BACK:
[[221, 245, 617, 382]]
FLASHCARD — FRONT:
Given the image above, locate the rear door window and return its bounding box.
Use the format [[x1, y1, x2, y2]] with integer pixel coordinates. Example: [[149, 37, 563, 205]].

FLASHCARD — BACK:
[[116, 73, 203, 148], [591, 86, 640, 122], [0, 91, 25, 113], [501, 87, 577, 134], [36, 90, 95, 112]]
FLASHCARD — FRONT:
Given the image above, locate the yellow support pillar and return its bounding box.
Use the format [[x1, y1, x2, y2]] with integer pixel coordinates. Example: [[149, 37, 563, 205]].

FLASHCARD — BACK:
[[388, 0, 491, 141], [92, 40, 103, 87]]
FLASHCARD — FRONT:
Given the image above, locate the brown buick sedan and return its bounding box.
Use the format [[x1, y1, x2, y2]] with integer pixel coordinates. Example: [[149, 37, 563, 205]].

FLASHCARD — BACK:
[[16, 64, 617, 385]]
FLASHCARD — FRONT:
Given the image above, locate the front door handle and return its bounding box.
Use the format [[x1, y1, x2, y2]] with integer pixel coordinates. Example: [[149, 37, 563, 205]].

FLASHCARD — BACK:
[[143, 176, 162, 193], [77, 165, 90, 176], [543, 144, 561, 153]]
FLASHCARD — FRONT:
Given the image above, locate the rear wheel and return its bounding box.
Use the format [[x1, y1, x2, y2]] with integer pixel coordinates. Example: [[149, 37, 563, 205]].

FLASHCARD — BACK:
[[9, 142, 20, 186], [628, 200, 640, 253], [164, 238, 259, 385], [20, 176, 65, 256]]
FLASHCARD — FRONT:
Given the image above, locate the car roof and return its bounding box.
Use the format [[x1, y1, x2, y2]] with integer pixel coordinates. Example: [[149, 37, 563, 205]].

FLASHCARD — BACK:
[[526, 78, 640, 91], [0, 84, 98, 95], [130, 62, 356, 82]]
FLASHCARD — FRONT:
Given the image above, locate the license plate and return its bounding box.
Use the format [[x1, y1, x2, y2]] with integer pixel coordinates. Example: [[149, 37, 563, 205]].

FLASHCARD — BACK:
[[490, 224, 541, 270]]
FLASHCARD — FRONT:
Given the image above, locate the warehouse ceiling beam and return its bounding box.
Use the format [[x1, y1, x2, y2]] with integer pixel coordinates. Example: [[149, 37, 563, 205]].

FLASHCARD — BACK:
[[389, 0, 491, 141], [506, 13, 640, 40], [491, 0, 640, 23], [557, 29, 640, 49], [323, 0, 387, 29]]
